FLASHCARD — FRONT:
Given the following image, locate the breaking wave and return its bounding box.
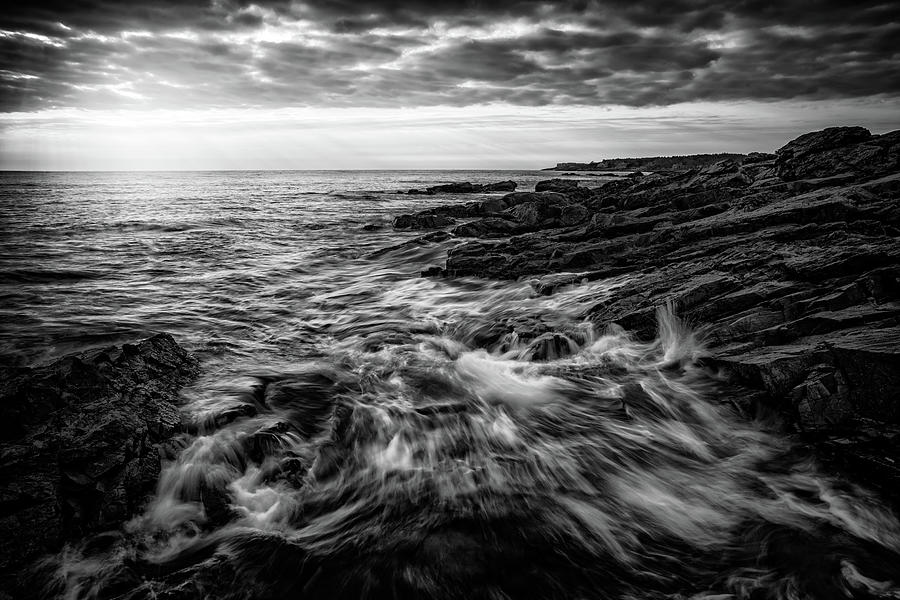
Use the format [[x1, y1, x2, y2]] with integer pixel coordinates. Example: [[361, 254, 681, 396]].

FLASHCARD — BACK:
[[38, 305, 900, 600]]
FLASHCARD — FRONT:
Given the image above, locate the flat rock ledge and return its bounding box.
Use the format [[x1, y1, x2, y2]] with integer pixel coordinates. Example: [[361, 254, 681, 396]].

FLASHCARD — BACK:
[[0, 333, 199, 578], [400, 126, 900, 504], [401, 180, 517, 196], [392, 182, 520, 229]]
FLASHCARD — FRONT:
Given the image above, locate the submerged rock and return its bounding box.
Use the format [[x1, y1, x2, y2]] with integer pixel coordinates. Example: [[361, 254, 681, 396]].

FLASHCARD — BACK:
[[0, 333, 199, 575]]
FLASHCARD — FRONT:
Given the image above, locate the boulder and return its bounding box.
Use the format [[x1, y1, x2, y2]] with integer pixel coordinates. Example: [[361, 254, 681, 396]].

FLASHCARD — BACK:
[[777, 126, 872, 162], [392, 213, 456, 230], [774, 126, 879, 180], [500, 191, 570, 209], [535, 178, 580, 193], [427, 182, 478, 194], [559, 204, 591, 227], [403, 181, 518, 195], [0, 334, 199, 573], [452, 218, 519, 238], [477, 197, 509, 214], [506, 201, 562, 227], [482, 180, 517, 192]]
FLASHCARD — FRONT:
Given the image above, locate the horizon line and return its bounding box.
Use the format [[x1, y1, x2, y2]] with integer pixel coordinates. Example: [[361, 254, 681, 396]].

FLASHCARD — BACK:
[[0, 167, 558, 173]]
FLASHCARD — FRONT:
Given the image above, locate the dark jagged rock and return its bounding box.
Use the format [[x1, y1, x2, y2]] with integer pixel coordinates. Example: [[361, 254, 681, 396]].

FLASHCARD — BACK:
[[0, 334, 199, 575], [452, 217, 519, 238], [499, 191, 570, 208], [448, 192, 583, 237], [535, 178, 580, 193], [401, 181, 518, 195], [534, 178, 593, 200], [392, 186, 533, 230], [506, 200, 561, 227], [419, 126, 900, 495], [559, 204, 591, 227], [682, 159, 752, 189], [478, 196, 508, 214], [391, 191, 577, 237], [775, 126, 899, 181], [776, 126, 871, 163], [428, 182, 479, 194], [392, 213, 456, 229], [481, 180, 517, 192]]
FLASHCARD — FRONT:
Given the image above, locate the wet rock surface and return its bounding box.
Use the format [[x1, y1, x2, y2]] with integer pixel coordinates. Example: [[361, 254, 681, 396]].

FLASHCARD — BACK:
[[391, 189, 573, 231], [0, 333, 199, 577], [400, 180, 517, 197], [393, 212, 456, 229], [402, 126, 900, 504]]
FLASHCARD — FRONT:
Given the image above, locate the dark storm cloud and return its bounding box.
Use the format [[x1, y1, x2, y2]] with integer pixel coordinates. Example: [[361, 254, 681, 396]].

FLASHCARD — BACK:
[[1, 0, 898, 112]]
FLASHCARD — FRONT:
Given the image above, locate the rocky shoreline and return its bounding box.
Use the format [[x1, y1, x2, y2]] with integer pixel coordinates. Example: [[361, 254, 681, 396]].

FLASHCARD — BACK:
[[2, 126, 897, 592], [395, 126, 900, 504], [0, 334, 199, 586]]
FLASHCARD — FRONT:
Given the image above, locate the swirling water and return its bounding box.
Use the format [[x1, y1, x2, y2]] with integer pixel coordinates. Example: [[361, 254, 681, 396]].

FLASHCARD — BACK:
[[2, 171, 899, 599]]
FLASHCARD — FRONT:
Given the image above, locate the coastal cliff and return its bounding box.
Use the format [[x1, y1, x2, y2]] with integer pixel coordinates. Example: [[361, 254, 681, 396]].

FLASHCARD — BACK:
[[399, 126, 900, 500]]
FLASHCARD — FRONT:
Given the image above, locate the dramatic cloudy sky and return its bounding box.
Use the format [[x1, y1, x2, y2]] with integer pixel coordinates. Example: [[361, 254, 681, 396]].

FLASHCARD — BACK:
[[1, 0, 899, 169]]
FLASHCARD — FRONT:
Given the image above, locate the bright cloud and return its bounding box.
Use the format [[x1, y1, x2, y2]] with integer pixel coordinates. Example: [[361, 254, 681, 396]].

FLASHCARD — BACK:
[[1, 1, 899, 169]]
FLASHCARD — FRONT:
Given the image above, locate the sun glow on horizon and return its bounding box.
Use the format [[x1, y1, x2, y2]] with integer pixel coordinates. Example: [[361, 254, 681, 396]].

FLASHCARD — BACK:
[[2, 99, 899, 171]]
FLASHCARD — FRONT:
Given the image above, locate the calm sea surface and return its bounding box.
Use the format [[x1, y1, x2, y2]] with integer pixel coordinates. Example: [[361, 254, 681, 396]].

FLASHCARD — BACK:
[[2, 170, 899, 599]]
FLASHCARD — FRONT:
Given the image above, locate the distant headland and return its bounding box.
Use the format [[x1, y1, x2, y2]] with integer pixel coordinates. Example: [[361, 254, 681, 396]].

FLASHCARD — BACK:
[[545, 152, 775, 172]]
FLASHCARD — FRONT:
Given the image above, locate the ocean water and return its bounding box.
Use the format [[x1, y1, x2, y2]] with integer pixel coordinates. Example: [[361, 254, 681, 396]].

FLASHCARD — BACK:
[[2, 170, 900, 599]]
